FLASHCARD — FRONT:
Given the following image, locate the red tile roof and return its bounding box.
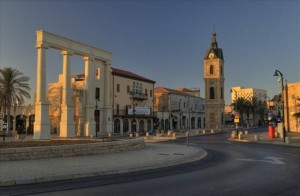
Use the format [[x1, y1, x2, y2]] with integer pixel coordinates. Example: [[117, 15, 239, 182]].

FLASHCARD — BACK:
[[110, 67, 155, 84]]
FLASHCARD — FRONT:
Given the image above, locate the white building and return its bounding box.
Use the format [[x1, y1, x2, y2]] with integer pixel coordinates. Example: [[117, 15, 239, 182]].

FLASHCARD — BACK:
[[231, 86, 267, 103], [154, 87, 205, 131]]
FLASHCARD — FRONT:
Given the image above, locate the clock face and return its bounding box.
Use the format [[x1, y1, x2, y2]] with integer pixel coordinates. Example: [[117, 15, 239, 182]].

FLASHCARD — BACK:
[[209, 53, 214, 58]]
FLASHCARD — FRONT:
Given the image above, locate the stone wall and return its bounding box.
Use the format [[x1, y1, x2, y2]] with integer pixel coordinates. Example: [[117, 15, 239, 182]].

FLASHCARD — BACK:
[[0, 138, 145, 162]]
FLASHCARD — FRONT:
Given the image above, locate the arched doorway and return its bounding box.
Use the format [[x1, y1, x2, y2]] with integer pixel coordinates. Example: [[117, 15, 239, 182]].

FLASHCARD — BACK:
[[16, 115, 26, 134], [131, 119, 137, 132], [139, 120, 144, 132], [160, 119, 164, 130], [114, 119, 121, 133], [197, 117, 202, 129], [165, 119, 169, 130], [123, 119, 129, 133], [191, 117, 195, 129], [147, 119, 151, 132]]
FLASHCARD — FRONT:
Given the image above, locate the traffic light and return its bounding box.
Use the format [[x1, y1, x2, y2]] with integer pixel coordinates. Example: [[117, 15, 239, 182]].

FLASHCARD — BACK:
[[0, 113, 3, 120]]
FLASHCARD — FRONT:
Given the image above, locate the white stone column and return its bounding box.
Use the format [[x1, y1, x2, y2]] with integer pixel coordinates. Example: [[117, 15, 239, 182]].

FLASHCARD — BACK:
[[101, 61, 113, 133], [59, 50, 75, 137], [33, 44, 51, 140], [83, 56, 96, 136]]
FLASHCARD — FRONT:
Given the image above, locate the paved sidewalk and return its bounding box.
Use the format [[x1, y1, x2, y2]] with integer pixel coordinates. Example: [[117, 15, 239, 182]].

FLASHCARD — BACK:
[[0, 142, 206, 187], [229, 130, 300, 147]]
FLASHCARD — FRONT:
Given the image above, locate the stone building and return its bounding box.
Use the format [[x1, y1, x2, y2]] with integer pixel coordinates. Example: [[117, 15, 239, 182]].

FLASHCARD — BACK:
[[203, 32, 225, 129], [110, 67, 155, 135], [285, 82, 300, 132], [231, 86, 268, 103], [154, 87, 205, 131]]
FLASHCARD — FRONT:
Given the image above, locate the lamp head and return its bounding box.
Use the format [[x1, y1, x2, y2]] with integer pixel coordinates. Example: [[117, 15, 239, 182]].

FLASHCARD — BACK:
[[273, 70, 279, 77]]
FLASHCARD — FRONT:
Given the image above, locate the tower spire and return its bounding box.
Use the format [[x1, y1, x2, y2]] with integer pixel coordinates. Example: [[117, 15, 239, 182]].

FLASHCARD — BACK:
[[211, 32, 218, 49]]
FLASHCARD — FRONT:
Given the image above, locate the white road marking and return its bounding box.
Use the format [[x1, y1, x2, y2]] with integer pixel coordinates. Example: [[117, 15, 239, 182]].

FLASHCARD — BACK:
[[285, 153, 298, 157], [236, 156, 286, 165]]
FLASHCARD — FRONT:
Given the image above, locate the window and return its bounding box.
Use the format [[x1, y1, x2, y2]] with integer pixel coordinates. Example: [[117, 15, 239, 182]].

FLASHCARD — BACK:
[[210, 65, 214, 74], [96, 68, 101, 80], [210, 87, 215, 99], [95, 87, 100, 100], [150, 90, 153, 97], [117, 84, 120, 92], [116, 104, 119, 115], [145, 89, 148, 95], [127, 85, 130, 93]]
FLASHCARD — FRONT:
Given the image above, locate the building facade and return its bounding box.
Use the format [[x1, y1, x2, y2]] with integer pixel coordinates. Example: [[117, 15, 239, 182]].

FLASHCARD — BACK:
[[111, 67, 155, 135], [285, 82, 300, 132], [154, 87, 205, 131], [231, 86, 268, 103], [204, 32, 225, 129]]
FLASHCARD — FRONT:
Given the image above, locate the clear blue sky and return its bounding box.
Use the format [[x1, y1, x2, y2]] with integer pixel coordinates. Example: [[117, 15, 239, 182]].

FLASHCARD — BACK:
[[1, 0, 299, 105]]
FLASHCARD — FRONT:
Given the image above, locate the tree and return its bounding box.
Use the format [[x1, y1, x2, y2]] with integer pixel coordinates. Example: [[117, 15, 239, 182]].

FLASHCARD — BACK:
[[232, 97, 250, 127], [0, 67, 31, 137]]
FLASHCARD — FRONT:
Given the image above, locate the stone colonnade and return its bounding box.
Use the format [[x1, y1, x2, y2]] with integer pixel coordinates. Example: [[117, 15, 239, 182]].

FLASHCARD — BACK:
[[33, 30, 112, 139]]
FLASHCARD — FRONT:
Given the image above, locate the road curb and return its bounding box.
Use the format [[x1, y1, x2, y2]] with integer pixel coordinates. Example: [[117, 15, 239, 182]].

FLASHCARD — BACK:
[[0, 147, 207, 187], [228, 138, 300, 148]]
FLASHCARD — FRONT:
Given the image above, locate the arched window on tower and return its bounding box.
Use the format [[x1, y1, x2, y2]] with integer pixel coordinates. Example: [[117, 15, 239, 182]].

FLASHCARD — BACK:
[[221, 87, 223, 99], [210, 87, 215, 99], [210, 65, 214, 75]]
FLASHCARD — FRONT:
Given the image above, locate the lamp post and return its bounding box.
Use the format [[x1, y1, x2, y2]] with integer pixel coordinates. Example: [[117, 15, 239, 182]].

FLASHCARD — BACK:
[[273, 69, 286, 142], [95, 99, 100, 137], [130, 91, 136, 133], [231, 88, 238, 137]]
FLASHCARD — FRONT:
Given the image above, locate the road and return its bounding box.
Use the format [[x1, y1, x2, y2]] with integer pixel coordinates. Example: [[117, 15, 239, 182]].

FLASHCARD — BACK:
[[2, 131, 300, 196]]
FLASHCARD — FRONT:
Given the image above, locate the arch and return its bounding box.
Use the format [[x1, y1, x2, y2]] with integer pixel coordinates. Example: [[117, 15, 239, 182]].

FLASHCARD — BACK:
[[210, 87, 215, 99], [131, 119, 137, 132], [197, 117, 202, 129], [165, 119, 169, 130], [114, 119, 121, 133], [123, 119, 129, 133], [191, 117, 195, 129], [147, 119, 152, 132], [160, 119, 165, 130], [16, 115, 27, 134], [139, 120, 144, 132]]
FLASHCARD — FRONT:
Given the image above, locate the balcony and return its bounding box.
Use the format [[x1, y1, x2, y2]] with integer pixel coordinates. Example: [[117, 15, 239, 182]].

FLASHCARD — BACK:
[[131, 93, 148, 100], [113, 109, 153, 118]]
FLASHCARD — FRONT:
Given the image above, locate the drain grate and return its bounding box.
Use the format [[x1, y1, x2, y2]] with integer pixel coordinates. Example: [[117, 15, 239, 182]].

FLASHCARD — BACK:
[[157, 153, 170, 156]]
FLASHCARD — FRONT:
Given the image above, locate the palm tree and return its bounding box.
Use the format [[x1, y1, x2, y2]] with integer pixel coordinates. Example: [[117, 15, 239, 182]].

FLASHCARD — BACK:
[[232, 97, 250, 127], [0, 67, 31, 138]]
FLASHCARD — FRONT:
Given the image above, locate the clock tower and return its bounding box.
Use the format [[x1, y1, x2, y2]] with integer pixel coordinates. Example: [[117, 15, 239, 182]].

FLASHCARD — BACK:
[[203, 32, 225, 129]]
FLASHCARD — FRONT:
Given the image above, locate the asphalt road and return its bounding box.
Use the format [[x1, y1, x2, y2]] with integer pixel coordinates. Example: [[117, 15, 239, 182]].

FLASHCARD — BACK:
[[2, 132, 300, 196]]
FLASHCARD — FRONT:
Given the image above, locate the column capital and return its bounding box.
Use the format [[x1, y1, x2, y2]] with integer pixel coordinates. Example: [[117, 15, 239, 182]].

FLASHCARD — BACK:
[[35, 42, 49, 49], [61, 50, 74, 56], [83, 56, 95, 62], [105, 60, 112, 66]]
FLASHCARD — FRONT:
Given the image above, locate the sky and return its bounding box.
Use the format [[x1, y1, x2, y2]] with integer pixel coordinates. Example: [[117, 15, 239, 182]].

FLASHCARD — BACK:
[[0, 0, 299, 105]]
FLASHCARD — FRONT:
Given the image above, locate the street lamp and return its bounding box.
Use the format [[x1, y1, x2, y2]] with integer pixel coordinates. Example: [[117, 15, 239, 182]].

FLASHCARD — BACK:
[[273, 69, 286, 142], [130, 91, 136, 133]]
